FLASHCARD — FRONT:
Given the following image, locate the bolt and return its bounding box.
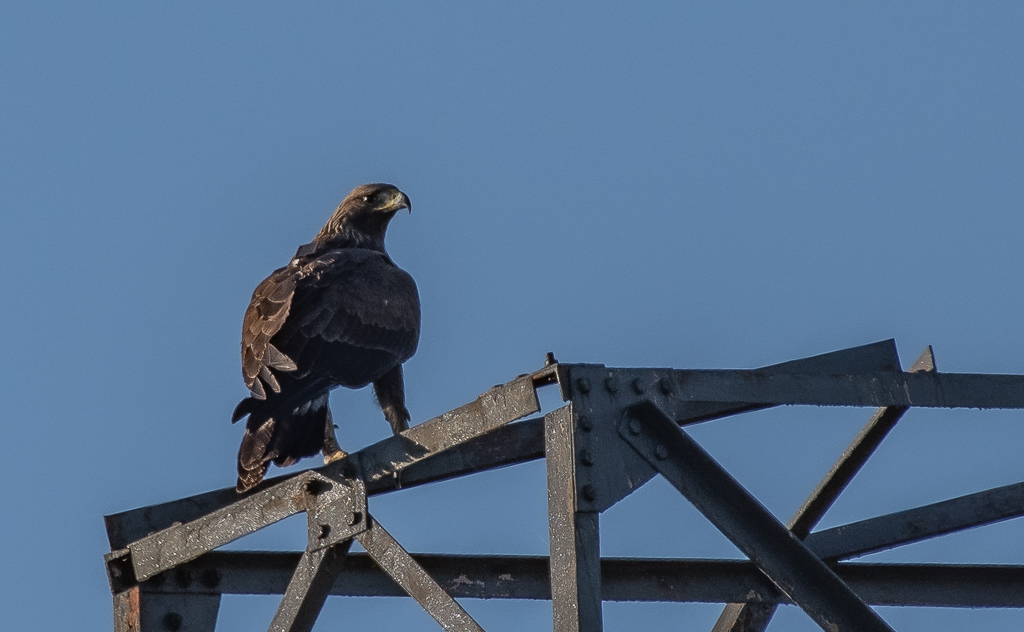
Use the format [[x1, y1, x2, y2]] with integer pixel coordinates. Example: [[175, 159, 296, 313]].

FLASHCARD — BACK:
[[628, 418, 642, 435], [655, 444, 669, 460], [604, 377, 618, 393], [581, 484, 597, 501], [544, 351, 557, 366], [578, 415, 593, 431], [162, 612, 183, 631], [174, 568, 193, 588], [632, 378, 645, 394], [659, 377, 674, 395], [580, 449, 595, 466], [576, 377, 591, 394], [318, 524, 331, 539], [348, 511, 363, 526], [200, 568, 222, 589]]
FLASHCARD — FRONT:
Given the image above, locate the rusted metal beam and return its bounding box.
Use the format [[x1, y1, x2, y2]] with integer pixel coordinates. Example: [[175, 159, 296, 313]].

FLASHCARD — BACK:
[[806, 480, 1024, 561], [113, 587, 220, 632], [545, 405, 604, 632], [356, 518, 485, 632], [137, 552, 1024, 608], [267, 542, 352, 632], [713, 346, 937, 632], [620, 401, 894, 632], [666, 369, 1024, 409]]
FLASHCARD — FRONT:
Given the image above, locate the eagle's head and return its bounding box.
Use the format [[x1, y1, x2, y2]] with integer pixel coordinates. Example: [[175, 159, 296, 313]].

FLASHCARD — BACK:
[[314, 183, 412, 249]]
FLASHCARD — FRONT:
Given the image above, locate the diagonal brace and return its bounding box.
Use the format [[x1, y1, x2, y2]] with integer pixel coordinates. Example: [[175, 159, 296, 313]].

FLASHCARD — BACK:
[[356, 517, 485, 632], [619, 400, 894, 632], [713, 345, 936, 632]]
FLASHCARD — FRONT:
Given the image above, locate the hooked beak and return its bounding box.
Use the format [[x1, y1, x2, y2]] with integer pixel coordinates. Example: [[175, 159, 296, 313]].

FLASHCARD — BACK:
[[389, 189, 412, 214]]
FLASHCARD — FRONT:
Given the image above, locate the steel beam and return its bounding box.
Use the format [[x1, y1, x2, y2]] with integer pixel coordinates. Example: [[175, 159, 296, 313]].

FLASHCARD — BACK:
[[806, 479, 1024, 561], [713, 346, 937, 632], [136, 551, 1024, 608], [267, 542, 352, 632], [356, 518, 485, 632], [545, 405, 604, 632], [620, 401, 894, 632], [114, 587, 220, 632], [666, 369, 1024, 409]]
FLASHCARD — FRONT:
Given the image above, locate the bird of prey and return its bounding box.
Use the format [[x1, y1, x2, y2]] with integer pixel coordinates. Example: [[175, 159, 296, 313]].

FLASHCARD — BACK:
[[231, 183, 420, 492]]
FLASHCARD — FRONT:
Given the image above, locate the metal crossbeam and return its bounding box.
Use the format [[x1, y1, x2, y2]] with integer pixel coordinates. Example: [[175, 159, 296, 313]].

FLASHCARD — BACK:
[[135, 551, 1024, 608]]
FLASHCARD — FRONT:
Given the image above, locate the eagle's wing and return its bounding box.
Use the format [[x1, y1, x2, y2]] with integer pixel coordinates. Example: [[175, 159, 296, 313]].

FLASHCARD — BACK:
[[240, 266, 299, 399], [240, 248, 420, 401]]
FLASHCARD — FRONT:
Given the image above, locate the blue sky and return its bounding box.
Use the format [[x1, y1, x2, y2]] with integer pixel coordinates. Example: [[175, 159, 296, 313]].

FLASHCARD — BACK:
[[3, 3, 1024, 630]]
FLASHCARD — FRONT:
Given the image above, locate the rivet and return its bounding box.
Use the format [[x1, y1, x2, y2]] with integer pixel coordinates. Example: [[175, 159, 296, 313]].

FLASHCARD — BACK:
[[632, 378, 645, 394], [581, 484, 597, 501], [580, 449, 595, 466], [162, 612, 183, 631], [628, 419, 642, 435], [200, 568, 222, 589], [576, 377, 591, 394], [659, 377, 674, 394], [655, 444, 669, 460], [173, 568, 193, 588], [578, 415, 593, 431], [604, 377, 618, 393]]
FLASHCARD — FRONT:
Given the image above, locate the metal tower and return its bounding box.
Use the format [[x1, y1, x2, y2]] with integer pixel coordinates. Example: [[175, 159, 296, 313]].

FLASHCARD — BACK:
[[104, 339, 1024, 631]]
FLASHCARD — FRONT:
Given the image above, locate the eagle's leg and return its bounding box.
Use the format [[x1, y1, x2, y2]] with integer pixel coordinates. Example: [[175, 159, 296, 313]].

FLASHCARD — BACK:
[[373, 365, 411, 435], [322, 408, 348, 464]]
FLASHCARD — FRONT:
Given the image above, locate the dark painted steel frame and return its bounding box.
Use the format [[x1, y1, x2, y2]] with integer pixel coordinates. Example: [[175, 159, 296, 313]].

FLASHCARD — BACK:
[[104, 340, 1024, 631]]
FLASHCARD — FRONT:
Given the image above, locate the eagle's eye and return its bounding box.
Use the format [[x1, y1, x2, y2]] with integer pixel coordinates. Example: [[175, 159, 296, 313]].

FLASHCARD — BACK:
[[362, 195, 370, 203]]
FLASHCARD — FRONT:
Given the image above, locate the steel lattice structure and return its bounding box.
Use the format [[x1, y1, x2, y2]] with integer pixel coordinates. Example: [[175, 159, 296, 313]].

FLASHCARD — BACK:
[[104, 340, 1024, 631]]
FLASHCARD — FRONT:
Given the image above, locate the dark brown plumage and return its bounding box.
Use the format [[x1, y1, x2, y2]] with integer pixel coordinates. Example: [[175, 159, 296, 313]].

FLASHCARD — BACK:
[[232, 183, 420, 491]]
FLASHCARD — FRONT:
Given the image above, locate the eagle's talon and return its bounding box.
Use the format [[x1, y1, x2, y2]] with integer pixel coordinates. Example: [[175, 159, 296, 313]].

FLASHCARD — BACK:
[[324, 449, 348, 465]]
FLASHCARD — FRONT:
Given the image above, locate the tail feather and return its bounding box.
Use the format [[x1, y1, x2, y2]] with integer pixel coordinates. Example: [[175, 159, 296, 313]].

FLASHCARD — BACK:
[[233, 394, 331, 492]]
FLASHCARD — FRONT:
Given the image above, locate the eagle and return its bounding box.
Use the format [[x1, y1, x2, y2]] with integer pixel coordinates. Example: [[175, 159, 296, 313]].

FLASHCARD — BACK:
[[231, 183, 420, 492]]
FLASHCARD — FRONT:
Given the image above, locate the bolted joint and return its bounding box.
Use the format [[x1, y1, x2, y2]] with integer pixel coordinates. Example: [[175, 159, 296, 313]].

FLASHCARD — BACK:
[[578, 415, 594, 431], [580, 448, 595, 466], [580, 484, 598, 502], [576, 377, 592, 394]]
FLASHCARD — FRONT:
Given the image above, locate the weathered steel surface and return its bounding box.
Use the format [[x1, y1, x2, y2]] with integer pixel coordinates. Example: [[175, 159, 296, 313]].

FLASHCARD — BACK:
[[128, 472, 324, 582], [353, 375, 539, 487], [365, 416, 546, 495], [114, 587, 220, 632], [545, 405, 604, 632], [267, 542, 351, 632], [136, 551, 1024, 608], [666, 339, 901, 424], [806, 479, 1024, 561], [356, 518, 485, 632], [667, 369, 1024, 409], [713, 346, 937, 632], [621, 401, 894, 632]]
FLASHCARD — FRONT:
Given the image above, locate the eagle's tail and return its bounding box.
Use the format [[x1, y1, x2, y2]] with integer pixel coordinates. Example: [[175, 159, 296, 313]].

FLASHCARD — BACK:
[[234, 393, 332, 492]]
